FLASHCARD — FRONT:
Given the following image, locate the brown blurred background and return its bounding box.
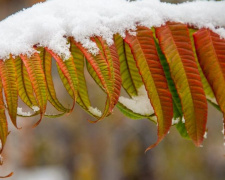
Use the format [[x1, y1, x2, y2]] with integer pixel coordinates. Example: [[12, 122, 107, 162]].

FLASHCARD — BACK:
[[0, 0, 225, 180]]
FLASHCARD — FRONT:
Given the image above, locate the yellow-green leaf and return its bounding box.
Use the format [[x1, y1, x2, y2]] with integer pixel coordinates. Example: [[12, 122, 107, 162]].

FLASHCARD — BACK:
[[14, 56, 38, 109], [70, 39, 92, 112], [114, 34, 143, 97], [0, 57, 18, 128], [0, 79, 8, 153], [75, 40, 121, 121], [20, 53, 48, 127], [45, 48, 78, 113], [38, 47, 69, 113]]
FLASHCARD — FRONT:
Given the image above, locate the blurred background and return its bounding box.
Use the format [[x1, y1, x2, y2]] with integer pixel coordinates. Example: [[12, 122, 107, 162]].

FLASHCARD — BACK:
[[0, 0, 225, 180]]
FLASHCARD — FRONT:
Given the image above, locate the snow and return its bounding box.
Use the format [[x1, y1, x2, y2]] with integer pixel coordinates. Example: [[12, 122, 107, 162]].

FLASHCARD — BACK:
[[15, 166, 69, 180], [88, 107, 102, 117], [0, 0, 224, 60], [172, 118, 180, 125], [182, 117, 185, 123], [32, 106, 40, 112], [204, 131, 207, 139], [17, 107, 32, 116], [119, 85, 154, 116]]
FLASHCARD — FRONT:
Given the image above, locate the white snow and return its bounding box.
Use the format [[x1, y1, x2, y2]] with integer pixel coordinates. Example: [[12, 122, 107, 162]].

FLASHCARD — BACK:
[[32, 106, 40, 112], [182, 117, 185, 123], [15, 166, 70, 180], [17, 107, 32, 116], [119, 85, 154, 116], [204, 131, 207, 139], [88, 107, 102, 117], [0, 0, 224, 60], [172, 118, 180, 125]]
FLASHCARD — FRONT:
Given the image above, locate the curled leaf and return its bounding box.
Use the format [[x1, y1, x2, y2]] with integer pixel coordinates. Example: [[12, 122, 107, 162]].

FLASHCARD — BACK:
[[20, 53, 47, 127]]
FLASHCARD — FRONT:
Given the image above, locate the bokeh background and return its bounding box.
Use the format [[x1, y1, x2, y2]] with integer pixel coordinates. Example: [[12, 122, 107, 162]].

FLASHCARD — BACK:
[[0, 0, 225, 180]]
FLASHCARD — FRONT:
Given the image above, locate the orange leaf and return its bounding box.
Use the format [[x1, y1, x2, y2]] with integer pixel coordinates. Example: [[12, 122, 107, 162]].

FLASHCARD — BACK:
[[0, 172, 13, 178], [194, 29, 225, 137], [156, 22, 207, 146], [125, 26, 173, 150]]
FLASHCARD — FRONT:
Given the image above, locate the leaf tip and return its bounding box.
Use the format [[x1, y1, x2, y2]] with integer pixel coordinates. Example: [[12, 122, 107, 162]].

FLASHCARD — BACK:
[[0, 172, 14, 178]]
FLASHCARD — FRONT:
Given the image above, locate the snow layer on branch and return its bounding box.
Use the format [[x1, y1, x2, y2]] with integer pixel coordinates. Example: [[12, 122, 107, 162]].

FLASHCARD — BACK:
[[0, 0, 224, 59], [119, 85, 154, 116]]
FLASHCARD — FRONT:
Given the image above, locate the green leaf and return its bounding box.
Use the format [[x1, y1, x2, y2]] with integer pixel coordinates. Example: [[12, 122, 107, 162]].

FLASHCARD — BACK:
[[176, 118, 190, 140], [114, 34, 143, 97]]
